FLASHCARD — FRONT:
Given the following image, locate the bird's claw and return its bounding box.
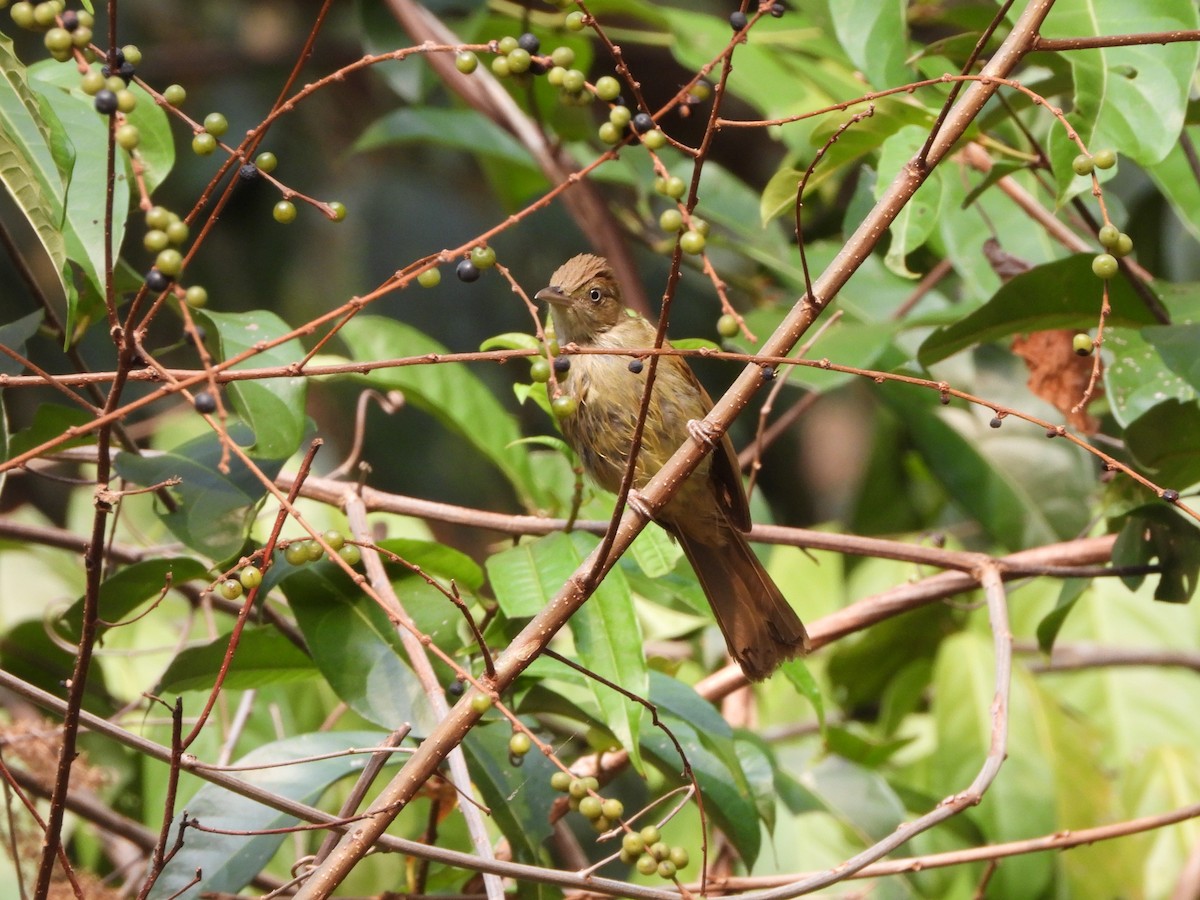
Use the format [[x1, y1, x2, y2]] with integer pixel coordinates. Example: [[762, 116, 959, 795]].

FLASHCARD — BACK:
[[687, 418, 721, 448], [625, 489, 655, 520]]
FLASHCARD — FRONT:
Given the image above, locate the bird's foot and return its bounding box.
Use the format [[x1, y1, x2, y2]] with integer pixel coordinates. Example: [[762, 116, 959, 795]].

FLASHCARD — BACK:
[[687, 418, 721, 448], [625, 489, 655, 520]]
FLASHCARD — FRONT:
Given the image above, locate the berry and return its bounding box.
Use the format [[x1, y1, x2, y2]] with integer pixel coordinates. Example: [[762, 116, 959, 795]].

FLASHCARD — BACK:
[[550, 771, 572, 792], [1098, 224, 1120, 248], [659, 208, 683, 232], [1073, 333, 1093, 356], [145, 206, 171, 229], [550, 46, 575, 68], [93, 89, 117, 115], [456, 259, 480, 282], [455, 51, 478, 74], [1163, 489, 1180, 503], [517, 32, 540, 54], [761, 365, 776, 380], [32, 1, 57, 28], [145, 268, 171, 291], [662, 176, 686, 199], [1113, 232, 1133, 257], [609, 105, 632, 129], [632, 112, 654, 133], [192, 132, 217, 155], [691, 217, 710, 236], [507, 48, 532, 74], [470, 693, 492, 713], [71, 27, 92, 48], [447, 679, 465, 697], [61, 9, 78, 30], [770, 2, 786, 16], [143, 229, 169, 252], [328, 201, 347, 222], [628, 359, 643, 373], [564, 10, 585, 31], [498, 35, 519, 53], [1093, 149, 1117, 169], [417, 267, 441, 288], [546, 66, 566, 86], [273, 200, 297, 223], [239, 163, 259, 181], [1092, 253, 1118, 279], [639, 825, 660, 845], [323, 530, 346, 551], [337, 544, 361, 566], [668, 847, 689, 868], [530, 358, 551, 383], [490, 56, 511, 78], [163, 83, 186, 106], [601, 798, 623, 819], [219, 579, 243, 600], [717, 313, 738, 337], [193, 391, 217, 413], [303, 539, 324, 562], [561, 68, 586, 92], [44, 27, 71, 53], [729, 10, 747, 30], [594, 75, 620, 101], [117, 61, 135, 82], [657, 860, 677, 879], [254, 151, 277, 172], [470, 245, 497, 269], [184, 285, 208, 308], [553, 355, 570, 374], [636, 855, 658, 876], [10, 2, 36, 30], [116, 89, 137, 113], [166, 220, 189, 245], [284, 542, 309, 565], [989, 416, 1002, 428], [155, 249, 183, 276], [622, 832, 645, 855], [239, 566, 262, 590], [118, 44, 142, 65], [1072, 154, 1094, 176], [598, 122, 622, 145], [115, 124, 140, 149], [649, 841, 670, 861], [203, 112, 229, 136], [641, 129, 666, 150], [680, 230, 706, 254], [551, 395, 577, 417], [689, 79, 712, 102], [578, 796, 602, 819], [80, 70, 105, 95]]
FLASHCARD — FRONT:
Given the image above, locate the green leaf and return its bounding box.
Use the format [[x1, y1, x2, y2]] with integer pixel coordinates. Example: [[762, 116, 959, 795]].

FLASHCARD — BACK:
[[159, 627, 316, 693], [1036, 578, 1091, 653], [875, 125, 944, 277], [1104, 325, 1197, 427], [0, 310, 42, 377], [1112, 505, 1200, 603], [59, 557, 209, 638], [779, 656, 824, 732], [199, 309, 308, 458], [919, 255, 1162, 365], [825, 0, 910, 89], [280, 558, 437, 732], [149, 731, 391, 900], [1146, 123, 1200, 244], [339, 316, 540, 508], [1123, 399, 1200, 489], [6, 402, 93, 458], [1142, 323, 1200, 393], [0, 619, 114, 714], [356, 107, 541, 172], [629, 524, 681, 578], [480, 331, 541, 352]]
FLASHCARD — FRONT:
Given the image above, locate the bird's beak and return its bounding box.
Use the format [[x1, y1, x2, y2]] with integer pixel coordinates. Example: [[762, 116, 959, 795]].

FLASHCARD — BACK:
[[536, 286, 569, 306]]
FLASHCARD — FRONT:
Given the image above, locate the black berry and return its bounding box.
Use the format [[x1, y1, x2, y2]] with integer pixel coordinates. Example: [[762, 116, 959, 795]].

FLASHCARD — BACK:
[[1163, 489, 1180, 503], [517, 32, 540, 54], [61, 9, 78, 30], [145, 268, 171, 292], [111, 47, 126, 66], [94, 90, 118, 115], [761, 365, 775, 380], [553, 356, 570, 374], [632, 112, 654, 133], [118, 61, 135, 82], [239, 163, 259, 181], [729, 10, 748, 30], [194, 391, 217, 413], [529, 59, 547, 76], [628, 359, 643, 374], [770, 2, 786, 16], [456, 259, 481, 283], [447, 679, 465, 696], [989, 416, 1003, 428]]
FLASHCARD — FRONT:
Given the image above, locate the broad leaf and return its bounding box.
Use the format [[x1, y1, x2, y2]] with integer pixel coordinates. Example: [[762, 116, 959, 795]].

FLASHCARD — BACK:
[[159, 627, 316, 693]]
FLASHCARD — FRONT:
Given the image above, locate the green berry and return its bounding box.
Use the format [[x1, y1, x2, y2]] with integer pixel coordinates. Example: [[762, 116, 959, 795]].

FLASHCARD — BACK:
[[192, 132, 217, 155], [116, 89, 136, 113], [507, 47, 531, 74], [680, 230, 706, 255], [163, 83, 186, 106], [656, 860, 676, 879], [43, 27, 70, 52], [498, 35, 519, 53], [594, 75, 620, 101], [455, 50, 478, 74], [598, 121, 621, 145], [578, 796, 602, 820], [470, 245, 497, 269], [219, 579, 243, 600], [470, 693, 493, 713], [717, 313, 738, 337], [328, 201, 347, 222], [154, 249, 183, 277], [1092, 253, 1118, 279], [568, 778, 589, 799], [490, 55, 510, 78], [551, 395, 577, 418], [649, 841, 670, 861], [529, 358, 551, 383], [561, 68, 586, 92], [322, 530, 346, 551], [1071, 154, 1093, 176], [668, 847, 689, 868], [1113, 232, 1133, 257], [303, 539, 324, 562], [80, 70, 105, 94], [689, 80, 712, 102], [641, 128, 666, 150], [254, 151, 277, 173], [417, 267, 441, 288], [337, 544, 361, 566], [121, 44, 142, 66], [143, 229, 169, 252], [165, 220, 189, 245], [659, 208, 683, 232], [564, 10, 585, 31], [239, 566, 262, 590], [32, 1, 56, 27], [1072, 333, 1093, 356], [622, 832, 645, 855], [550, 771, 572, 792], [547, 66, 565, 86], [662, 176, 686, 199], [601, 798, 623, 819], [508, 732, 532, 755], [592, 815, 611, 832], [636, 854, 658, 876], [609, 105, 632, 129], [284, 542, 309, 565], [1093, 148, 1117, 169], [1098, 224, 1120, 248], [273, 200, 297, 224], [691, 217, 710, 236], [70, 27, 92, 48], [105, 75, 125, 93], [639, 825, 660, 845], [10, 3, 35, 29], [184, 285, 208, 308], [145, 206, 171, 230], [550, 46, 575, 67], [203, 112, 229, 136]]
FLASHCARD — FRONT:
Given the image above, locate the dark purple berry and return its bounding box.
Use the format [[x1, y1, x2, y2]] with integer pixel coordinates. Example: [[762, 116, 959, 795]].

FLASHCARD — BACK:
[[1163, 489, 1180, 503], [145, 268, 171, 292], [529, 59, 547, 75], [111, 47, 125, 66], [61, 10, 79, 30], [632, 112, 654, 133], [194, 391, 217, 413], [239, 163, 260, 181], [94, 90, 118, 115], [628, 359, 643, 374], [553, 356, 570, 374], [770, 2, 785, 16], [456, 259, 481, 283], [761, 365, 775, 381], [447, 679, 465, 696], [989, 416, 1003, 429], [118, 61, 135, 82], [729, 10, 748, 30], [517, 32, 540, 54]]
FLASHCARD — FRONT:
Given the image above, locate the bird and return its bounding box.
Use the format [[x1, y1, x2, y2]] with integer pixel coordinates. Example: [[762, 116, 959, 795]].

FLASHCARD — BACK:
[[536, 253, 809, 680]]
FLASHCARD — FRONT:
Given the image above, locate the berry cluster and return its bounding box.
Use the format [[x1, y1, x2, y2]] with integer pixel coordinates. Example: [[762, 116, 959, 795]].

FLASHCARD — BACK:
[[549, 772, 627, 832], [620, 824, 690, 880], [282, 531, 362, 567]]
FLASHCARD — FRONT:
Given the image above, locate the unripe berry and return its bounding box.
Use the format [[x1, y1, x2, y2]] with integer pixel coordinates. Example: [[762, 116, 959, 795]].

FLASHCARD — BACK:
[[641, 128, 666, 150], [470, 693, 492, 713], [184, 285, 208, 308], [143, 229, 169, 252], [163, 83, 186, 106], [564, 10, 585, 31], [1071, 154, 1093, 176], [254, 151, 277, 173], [273, 200, 297, 224], [594, 75, 620, 101], [1092, 148, 1117, 169], [550, 771, 572, 792], [659, 209, 683, 232], [155, 249, 182, 276], [166, 220, 189, 245], [470, 245, 497, 269], [578, 796, 602, 819], [115, 89, 136, 113], [1097, 224, 1119, 248], [455, 50, 478, 74], [337, 544, 361, 566], [561, 68, 586, 92], [497, 35, 519, 53], [192, 132, 217, 155], [80, 71, 105, 95], [284, 542, 309, 565], [680, 230, 706, 254], [328, 201, 347, 222], [550, 46, 575, 67], [203, 112, 229, 136], [551, 395, 577, 417], [239, 566, 262, 590], [115, 124, 140, 149], [507, 47, 531, 74], [1091, 253, 1118, 279], [717, 313, 738, 337], [598, 122, 621, 145], [417, 267, 441, 288], [609, 105, 632, 129], [529, 358, 551, 383], [1072, 333, 1093, 356]]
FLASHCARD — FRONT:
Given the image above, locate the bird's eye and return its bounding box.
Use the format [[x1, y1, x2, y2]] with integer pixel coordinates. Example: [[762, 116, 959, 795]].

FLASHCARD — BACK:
[[588, 287, 602, 302]]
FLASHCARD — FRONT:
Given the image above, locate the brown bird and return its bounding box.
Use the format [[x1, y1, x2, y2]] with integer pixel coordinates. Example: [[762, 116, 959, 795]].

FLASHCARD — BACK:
[[536, 254, 809, 680]]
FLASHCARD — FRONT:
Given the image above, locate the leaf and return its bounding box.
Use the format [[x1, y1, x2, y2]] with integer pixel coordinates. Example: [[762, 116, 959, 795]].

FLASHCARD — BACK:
[[159, 627, 316, 693], [918, 255, 1161, 365], [1112, 505, 1200, 603], [629, 525, 681, 578], [1104, 325, 1196, 427], [199, 309, 308, 459], [149, 731, 391, 900], [1142, 323, 1200, 393], [1036, 577, 1092, 653], [339, 316, 540, 508], [876, 125, 944, 277], [356, 107, 541, 172], [6, 402, 94, 458], [0, 310, 42, 377], [58, 557, 209, 638], [1123, 399, 1200, 489], [826, 0, 910, 89]]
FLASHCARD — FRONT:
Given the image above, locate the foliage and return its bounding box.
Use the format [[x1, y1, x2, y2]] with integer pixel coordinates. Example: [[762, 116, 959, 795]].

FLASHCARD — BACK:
[[1, 0, 1199, 897]]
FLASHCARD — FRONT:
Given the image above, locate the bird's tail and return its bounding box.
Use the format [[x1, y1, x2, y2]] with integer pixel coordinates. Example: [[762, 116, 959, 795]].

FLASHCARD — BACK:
[[675, 526, 809, 681]]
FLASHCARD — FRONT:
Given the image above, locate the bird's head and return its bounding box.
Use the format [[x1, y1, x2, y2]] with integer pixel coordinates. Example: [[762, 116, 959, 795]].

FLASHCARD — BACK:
[[536, 254, 626, 343]]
